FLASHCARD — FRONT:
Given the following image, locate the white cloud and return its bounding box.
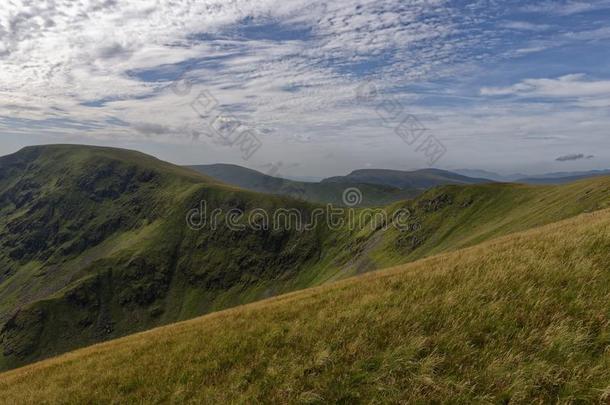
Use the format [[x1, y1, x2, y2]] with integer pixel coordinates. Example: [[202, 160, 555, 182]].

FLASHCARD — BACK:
[[501, 21, 552, 31], [522, 0, 610, 16], [563, 26, 610, 41], [0, 0, 609, 174], [0, 0, 481, 142], [481, 74, 610, 99]]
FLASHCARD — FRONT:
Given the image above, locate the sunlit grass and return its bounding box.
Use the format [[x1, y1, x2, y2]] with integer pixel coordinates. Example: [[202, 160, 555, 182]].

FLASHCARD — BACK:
[[2, 209, 609, 403]]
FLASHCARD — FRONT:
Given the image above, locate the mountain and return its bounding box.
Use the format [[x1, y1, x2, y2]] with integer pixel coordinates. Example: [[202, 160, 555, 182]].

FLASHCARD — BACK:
[[188, 164, 419, 206], [516, 169, 610, 184], [455, 168, 610, 184], [0, 145, 609, 372], [453, 169, 524, 182], [2, 208, 609, 403], [0, 145, 340, 370], [282, 174, 324, 183], [321, 168, 492, 189]]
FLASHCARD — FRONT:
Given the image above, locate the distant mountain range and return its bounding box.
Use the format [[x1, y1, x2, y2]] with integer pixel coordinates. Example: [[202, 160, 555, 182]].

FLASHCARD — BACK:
[[321, 168, 491, 189], [188, 164, 418, 206], [193, 165, 610, 201], [188, 165, 491, 205], [452, 169, 525, 182], [454, 168, 610, 184]]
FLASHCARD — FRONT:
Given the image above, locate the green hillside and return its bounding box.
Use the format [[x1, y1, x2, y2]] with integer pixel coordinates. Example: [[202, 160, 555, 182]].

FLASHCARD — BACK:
[[189, 164, 418, 206], [0, 145, 335, 370], [0, 145, 609, 372], [373, 178, 610, 267], [1, 209, 609, 403]]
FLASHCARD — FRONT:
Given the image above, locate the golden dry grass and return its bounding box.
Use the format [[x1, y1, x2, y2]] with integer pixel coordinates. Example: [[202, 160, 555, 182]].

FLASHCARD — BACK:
[[1, 209, 610, 403]]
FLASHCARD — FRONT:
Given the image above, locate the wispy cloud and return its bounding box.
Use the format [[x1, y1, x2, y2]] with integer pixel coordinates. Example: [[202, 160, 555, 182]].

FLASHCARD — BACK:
[[0, 0, 609, 174], [481, 74, 610, 99], [501, 21, 552, 31], [522, 0, 610, 16]]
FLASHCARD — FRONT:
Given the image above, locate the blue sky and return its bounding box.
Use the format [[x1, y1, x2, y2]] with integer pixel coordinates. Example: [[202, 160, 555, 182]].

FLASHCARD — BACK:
[[1, 0, 610, 177]]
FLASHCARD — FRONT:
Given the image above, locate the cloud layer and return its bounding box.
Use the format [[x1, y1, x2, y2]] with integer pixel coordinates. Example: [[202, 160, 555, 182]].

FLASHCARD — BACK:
[[1, 0, 610, 174]]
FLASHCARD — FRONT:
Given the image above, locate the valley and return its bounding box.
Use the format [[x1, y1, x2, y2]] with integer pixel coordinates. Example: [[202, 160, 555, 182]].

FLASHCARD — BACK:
[[0, 145, 608, 372]]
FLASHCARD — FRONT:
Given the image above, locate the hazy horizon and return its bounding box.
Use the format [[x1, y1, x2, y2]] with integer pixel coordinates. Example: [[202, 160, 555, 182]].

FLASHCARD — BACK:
[[1, 141, 609, 181]]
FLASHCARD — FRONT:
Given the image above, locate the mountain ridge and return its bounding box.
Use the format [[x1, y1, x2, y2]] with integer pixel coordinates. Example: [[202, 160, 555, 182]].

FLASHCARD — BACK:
[[189, 163, 419, 206], [0, 144, 609, 371], [455, 168, 610, 184], [190, 164, 493, 206], [321, 168, 492, 189]]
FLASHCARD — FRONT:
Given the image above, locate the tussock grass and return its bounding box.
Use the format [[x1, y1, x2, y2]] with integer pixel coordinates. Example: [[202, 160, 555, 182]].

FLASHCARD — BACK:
[[1, 209, 610, 403]]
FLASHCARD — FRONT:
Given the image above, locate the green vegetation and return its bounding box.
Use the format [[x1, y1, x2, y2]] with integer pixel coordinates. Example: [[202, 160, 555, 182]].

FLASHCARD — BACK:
[[374, 178, 610, 266], [0, 144, 609, 372], [1, 209, 609, 403]]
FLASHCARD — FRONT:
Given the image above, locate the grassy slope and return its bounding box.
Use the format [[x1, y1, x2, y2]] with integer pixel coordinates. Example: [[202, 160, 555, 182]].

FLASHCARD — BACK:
[[374, 179, 610, 266], [322, 177, 610, 282], [1, 209, 609, 403], [0, 146, 337, 370], [0, 149, 236, 356], [0, 145, 609, 372], [0, 145, 218, 324]]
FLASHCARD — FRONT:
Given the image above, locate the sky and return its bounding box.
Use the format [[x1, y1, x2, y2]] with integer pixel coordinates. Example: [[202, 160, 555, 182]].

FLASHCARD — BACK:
[[1, 0, 610, 178]]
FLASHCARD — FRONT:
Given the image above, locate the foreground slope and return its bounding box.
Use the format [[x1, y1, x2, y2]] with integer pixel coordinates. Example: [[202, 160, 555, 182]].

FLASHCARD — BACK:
[[2, 209, 609, 403]]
